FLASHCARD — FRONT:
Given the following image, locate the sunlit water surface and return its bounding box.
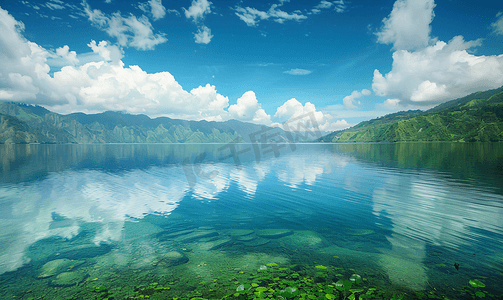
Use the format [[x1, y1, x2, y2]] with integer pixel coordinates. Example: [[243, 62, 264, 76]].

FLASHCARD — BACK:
[[0, 143, 502, 299]]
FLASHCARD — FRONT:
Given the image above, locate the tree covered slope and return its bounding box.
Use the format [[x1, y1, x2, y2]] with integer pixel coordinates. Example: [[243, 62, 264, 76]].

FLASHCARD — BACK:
[[0, 103, 285, 144], [318, 86, 503, 143]]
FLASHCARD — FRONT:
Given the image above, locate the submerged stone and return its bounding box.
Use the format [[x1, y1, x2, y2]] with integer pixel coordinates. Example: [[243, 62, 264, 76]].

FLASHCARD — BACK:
[[176, 230, 219, 243], [256, 229, 293, 239], [236, 234, 256, 242], [123, 221, 162, 240], [50, 271, 87, 287], [280, 230, 328, 250], [198, 238, 233, 251], [158, 229, 195, 240], [199, 236, 219, 242], [156, 251, 189, 267], [345, 229, 375, 236], [198, 226, 214, 230], [37, 259, 84, 278], [228, 229, 254, 237], [243, 238, 270, 247], [57, 244, 112, 260]]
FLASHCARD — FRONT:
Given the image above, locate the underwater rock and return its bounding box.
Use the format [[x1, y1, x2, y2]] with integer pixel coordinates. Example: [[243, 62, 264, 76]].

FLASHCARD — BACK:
[[176, 230, 219, 243], [256, 229, 293, 239], [123, 221, 163, 240], [56, 244, 112, 260], [37, 259, 84, 278], [280, 230, 328, 250], [197, 238, 233, 251], [228, 229, 254, 237], [236, 234, 257, 242], [198, 226, 214, 230], [199, 236, 219, 242], [50, 271, 87, 287], [156, 251, 189, 267], [345, 229, 375, 236], [243, 238, 270, 247], [157, 229, 195, 240]]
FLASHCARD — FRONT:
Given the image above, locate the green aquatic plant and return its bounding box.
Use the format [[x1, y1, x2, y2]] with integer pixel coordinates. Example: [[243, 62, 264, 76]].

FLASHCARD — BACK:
[[461, 279, 491, 299], [469, 279, 485, 288]]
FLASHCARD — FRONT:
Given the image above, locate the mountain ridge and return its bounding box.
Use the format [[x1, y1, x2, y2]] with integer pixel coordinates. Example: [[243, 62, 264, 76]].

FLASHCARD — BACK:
[[318, 86, 503, 143], [0, 103, 288, 144]]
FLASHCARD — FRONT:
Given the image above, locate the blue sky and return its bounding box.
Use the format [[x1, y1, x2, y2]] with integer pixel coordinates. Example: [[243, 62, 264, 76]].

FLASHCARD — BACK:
[[0, 0, 502, 132]]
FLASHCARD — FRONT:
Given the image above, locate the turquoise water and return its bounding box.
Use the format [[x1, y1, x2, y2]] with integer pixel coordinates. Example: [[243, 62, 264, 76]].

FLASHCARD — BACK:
[[0, 143, 502, 299]]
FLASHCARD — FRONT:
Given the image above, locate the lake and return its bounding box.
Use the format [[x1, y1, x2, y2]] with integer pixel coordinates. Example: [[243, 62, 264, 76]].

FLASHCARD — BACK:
[[0, 143, 502, 299]]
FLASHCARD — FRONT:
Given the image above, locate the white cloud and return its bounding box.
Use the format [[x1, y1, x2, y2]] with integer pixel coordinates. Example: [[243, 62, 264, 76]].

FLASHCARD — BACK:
[[376, 0, 436, 51], [45, 2, 65, 10], [333, 0, 346, 13], [372, 35, 503, 107], [228, 91, 272, 125], [234, 7, 270, 26], [318, 119, 350, 132], [87, 40, 123, 63], [167, 9, 180, 16], [274, 98, 346, 133], [55, 45, 79, 65], [310, 0, 346, 15], [284, 68, 311, 75], [382, 98, 401, 110], [342, 89, 371, 110], [0, 8, 231, 120], [183, 0, 211, 22], [194, 25, 213, 44], [0, 8, 52, 102], [410, 80, 447, 102], [149, 0, 166, 20], [83, 2, 167, 50], [315, 1, 333, 9], [183, 0, 213, 44], [234, 0, 307, 27], [492, 12, 503, 35]]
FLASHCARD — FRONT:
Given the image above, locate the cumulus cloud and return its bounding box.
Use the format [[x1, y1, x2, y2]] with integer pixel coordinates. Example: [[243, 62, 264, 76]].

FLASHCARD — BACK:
[[318, 119, 350, 132], [55, 45, 79, 65], [342, 89, 371, 110], [87, 40, 123, 63], [0, 7, 231, 120], [83, 1, 167, 50], [376, 0, 436, 51], [234, 0, 307, 27], [283, 68, 311, 75], [0, 8, 52, 102], [194, 25, 213, 44], [492, 12, 503, 35], [274, 98, 348, 133], [372, 35, 503, 107], [149, 0, 166, 20], [228, 91, 272, 125], [382, 98, 401, 110], [183, 0, 213, 44], [183, 0, 211, 22]]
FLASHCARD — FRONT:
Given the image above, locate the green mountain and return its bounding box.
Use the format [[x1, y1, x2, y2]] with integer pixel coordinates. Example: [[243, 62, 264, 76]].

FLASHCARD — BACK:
[[0, 103, 287, 144], [318, 86, 503, 143]]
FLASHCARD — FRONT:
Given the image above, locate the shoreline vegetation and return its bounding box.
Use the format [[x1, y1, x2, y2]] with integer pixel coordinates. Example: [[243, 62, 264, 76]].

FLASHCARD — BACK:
[[317, 86, 503, 143], [1, 86, 503, 145]]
